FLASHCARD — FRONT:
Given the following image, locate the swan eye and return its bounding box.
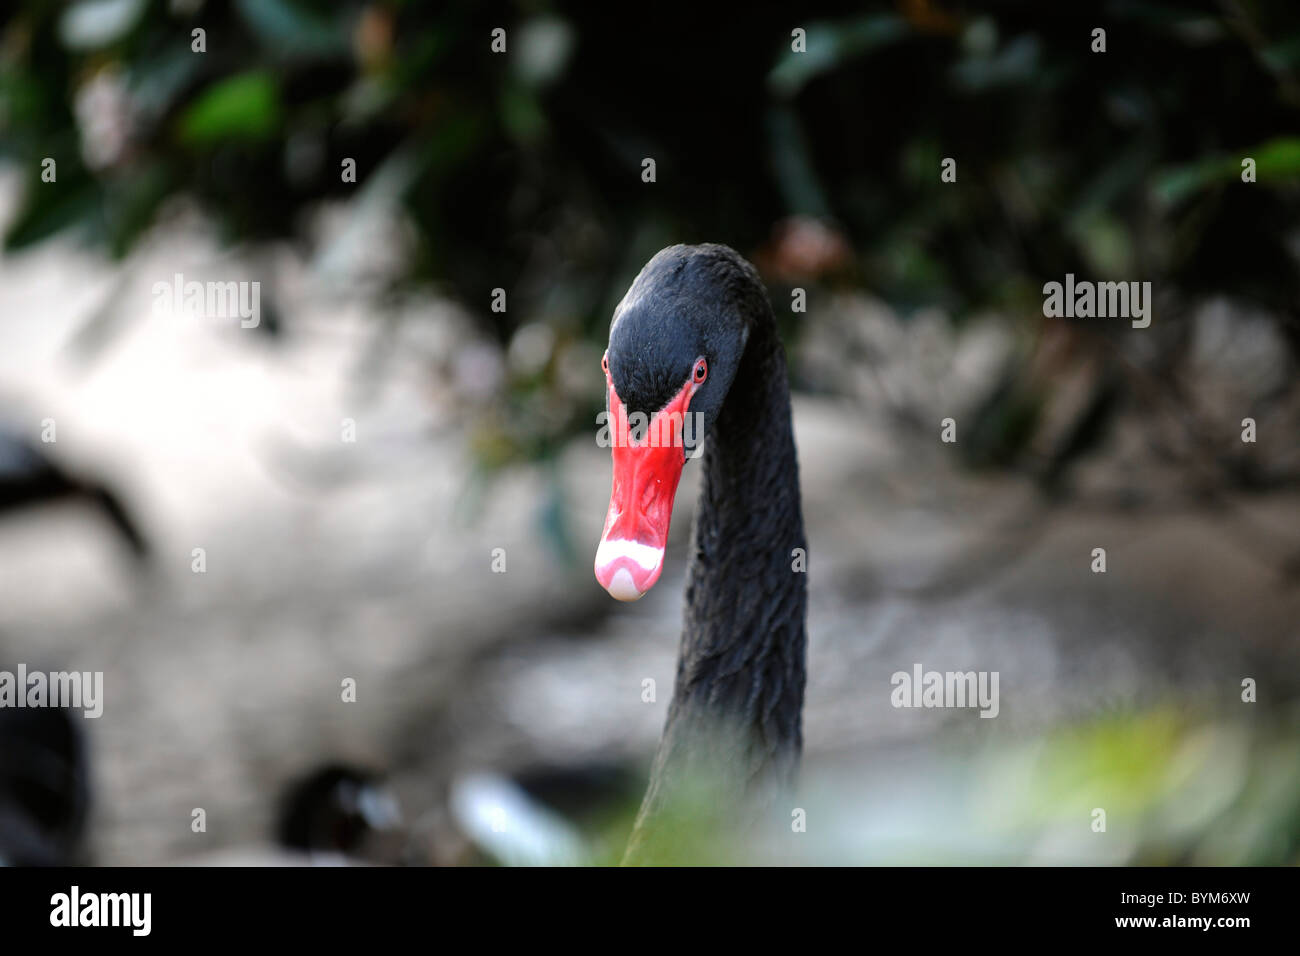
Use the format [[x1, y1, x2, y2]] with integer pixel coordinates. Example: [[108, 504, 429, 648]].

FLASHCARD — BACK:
[[693, 359, 707, 384], [601, 353, 609, 374]]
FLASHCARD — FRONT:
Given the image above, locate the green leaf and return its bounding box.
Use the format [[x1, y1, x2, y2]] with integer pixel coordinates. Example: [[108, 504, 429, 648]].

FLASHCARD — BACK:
[[1154, 136, 1300, 205], [768, 16, 909, 98], [951, 35, 1042, 92], [103, 162, 172, 258], [1252, 136, 1300, 177], [1152, 156, 1228, 205], [176, 72, 283, 145], [233, 0, 350, 60], [3, 178, 101, 251]]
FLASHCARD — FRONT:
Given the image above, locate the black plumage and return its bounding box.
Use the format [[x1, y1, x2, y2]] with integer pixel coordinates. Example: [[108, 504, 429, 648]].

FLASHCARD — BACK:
[[606, 245, 807, 863]]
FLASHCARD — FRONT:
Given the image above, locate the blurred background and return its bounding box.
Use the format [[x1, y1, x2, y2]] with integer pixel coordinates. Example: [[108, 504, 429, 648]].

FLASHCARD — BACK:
[[0, 0, 1298, 865]]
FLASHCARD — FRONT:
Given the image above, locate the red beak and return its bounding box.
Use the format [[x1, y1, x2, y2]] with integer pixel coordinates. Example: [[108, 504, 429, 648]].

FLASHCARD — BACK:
[[595, 374, 698, 601]]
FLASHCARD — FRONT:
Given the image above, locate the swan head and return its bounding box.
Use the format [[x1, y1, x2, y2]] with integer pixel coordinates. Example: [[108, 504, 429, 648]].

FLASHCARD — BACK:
[[594, 244, 757, 601]]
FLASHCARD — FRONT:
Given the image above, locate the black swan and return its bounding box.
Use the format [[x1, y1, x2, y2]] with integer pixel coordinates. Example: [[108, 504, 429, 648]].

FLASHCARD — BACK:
[[594, 244, 807, 862]]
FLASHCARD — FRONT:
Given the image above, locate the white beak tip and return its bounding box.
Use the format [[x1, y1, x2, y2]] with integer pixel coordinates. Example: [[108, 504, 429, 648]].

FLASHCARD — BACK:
[[605, 567, 645, 602]]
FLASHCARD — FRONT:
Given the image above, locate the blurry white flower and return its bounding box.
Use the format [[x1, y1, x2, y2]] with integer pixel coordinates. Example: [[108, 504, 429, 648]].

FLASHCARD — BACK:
[[74, 67, 134, 170]]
